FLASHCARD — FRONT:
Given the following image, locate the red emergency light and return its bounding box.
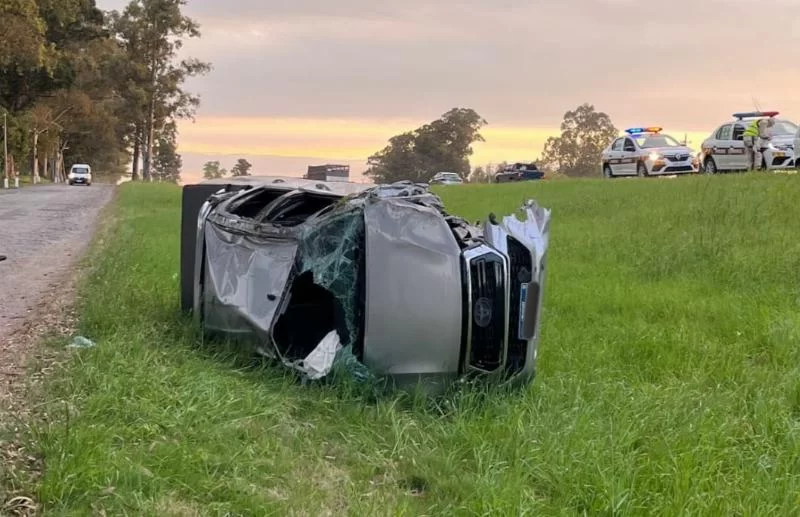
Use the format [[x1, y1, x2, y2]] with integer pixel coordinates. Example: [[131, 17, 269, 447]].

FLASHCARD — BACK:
[[733, 111, 779, 120], [625, 126, 663, 135]]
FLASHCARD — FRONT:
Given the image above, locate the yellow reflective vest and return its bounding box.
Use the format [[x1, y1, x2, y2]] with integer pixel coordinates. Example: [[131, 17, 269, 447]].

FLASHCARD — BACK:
[[743, 120, 760, 138]]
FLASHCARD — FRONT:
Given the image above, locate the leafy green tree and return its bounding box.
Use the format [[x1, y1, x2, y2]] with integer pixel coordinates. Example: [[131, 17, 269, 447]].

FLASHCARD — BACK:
[[230, 158, 252, 177], [202, 160, 226, 180], [538, 103, 618, 177], [1, 0, 131, 180], [365, 108, 487, 184], [153, 121, 181, 183], [111, 0, 211, 181], [0, 0, 48, 76]]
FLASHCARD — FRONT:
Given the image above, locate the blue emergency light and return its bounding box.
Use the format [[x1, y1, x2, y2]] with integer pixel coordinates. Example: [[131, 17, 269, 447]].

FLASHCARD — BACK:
[[732, 111, 779, 120], [625, 127, 662, 135]]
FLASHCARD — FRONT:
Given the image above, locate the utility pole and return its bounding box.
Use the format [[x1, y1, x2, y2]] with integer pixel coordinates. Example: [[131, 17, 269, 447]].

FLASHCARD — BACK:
[[3, 111, 8, 190]]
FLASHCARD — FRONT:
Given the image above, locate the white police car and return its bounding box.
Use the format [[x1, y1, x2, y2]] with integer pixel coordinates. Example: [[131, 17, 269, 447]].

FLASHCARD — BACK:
[[699, 112, 797, 173], [601, 127, 699, 178]]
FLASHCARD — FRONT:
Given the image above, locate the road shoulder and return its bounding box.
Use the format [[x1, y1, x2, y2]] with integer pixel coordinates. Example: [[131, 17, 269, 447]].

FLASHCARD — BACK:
[[0, 186, 118, 516]]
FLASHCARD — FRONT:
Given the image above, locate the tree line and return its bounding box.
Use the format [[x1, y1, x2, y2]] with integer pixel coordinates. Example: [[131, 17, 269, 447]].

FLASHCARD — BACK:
[[202, 158, 253, 179], [364, 103, 620, 184], [0, 0, 209, 185]]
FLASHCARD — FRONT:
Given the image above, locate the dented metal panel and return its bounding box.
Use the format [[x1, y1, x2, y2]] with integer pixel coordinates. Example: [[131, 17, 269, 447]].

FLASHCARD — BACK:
[[202, 221, 297, 348], [362, 196, 464, 387]]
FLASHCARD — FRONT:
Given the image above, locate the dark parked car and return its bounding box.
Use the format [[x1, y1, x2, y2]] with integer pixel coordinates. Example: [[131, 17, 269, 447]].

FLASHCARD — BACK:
[[494, 163, 545, 183], [180, 177, 551, 394]]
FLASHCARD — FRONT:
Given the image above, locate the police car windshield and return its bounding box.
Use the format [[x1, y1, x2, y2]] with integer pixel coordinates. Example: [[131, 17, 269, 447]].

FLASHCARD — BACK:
[[771, 120, 797, 136], [634, 135, 681, 148]]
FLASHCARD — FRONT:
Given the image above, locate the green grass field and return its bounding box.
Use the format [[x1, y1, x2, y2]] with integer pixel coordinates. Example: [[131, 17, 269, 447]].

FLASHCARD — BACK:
[[15, 175, 800, 515]]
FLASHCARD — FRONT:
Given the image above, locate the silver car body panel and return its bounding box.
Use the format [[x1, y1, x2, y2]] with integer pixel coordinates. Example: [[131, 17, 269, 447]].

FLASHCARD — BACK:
[[202, 223, 298, 348], [362, 195, 464, 388]]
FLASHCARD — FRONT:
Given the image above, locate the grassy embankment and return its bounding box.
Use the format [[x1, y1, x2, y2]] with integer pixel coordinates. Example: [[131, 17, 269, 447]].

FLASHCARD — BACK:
[[12, 175, 800, 515]]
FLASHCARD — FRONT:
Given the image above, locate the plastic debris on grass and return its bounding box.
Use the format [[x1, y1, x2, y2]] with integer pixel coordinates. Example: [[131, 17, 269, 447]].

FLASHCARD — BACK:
[[67, 336, 96, 349]]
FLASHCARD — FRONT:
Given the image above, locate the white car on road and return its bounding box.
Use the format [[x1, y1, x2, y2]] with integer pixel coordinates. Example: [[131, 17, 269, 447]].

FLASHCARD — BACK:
[[68, 164, 93, 186], [699, 112, 797, 173], [601, 127, 699, 178]]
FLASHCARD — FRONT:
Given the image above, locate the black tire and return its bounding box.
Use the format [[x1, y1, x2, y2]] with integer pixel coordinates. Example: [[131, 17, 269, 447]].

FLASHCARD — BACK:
[[704, 157, 717, 174], [637, 162, 648, 178], [603, 165, 613, 178]]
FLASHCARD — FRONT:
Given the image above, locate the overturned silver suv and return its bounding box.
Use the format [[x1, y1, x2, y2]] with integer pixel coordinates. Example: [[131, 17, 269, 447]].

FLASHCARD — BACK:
[[189, 178, 550, 394]]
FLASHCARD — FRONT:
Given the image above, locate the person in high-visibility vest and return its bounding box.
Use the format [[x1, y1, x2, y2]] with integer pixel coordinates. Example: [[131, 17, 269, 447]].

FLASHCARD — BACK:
[[743, 118, 775, 170]]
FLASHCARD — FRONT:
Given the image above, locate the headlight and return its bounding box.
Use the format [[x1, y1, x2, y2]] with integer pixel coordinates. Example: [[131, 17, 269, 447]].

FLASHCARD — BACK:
[[689, 150, 698, 158], [648, 152, 662, 161]]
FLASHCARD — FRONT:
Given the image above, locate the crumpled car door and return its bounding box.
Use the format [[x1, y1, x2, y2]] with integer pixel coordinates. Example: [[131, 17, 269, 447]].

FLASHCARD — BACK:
[[201, 221, 298, 354]]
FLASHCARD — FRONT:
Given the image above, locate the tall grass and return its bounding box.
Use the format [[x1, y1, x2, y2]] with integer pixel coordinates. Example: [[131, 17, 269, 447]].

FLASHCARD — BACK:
[[22, 174, 800, 515]]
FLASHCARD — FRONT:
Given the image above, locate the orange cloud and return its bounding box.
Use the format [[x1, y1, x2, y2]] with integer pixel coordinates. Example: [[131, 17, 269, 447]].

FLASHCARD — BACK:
[[177, 116, 708, 165]]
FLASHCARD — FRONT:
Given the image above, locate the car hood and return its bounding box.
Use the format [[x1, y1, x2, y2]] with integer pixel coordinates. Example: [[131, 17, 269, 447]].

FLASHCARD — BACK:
[[647, 146, 693, 155], [770, 134, 794, 145]]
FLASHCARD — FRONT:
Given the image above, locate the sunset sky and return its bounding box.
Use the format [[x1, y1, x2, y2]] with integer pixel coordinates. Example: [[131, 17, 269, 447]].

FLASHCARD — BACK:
[[99, 0, 800, 182]]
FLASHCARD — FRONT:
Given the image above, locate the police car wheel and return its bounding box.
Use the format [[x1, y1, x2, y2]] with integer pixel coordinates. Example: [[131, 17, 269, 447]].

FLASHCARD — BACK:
[[603, 165, 613, 178], [637, 162, 648, 177], [704, 157, 717, 174]]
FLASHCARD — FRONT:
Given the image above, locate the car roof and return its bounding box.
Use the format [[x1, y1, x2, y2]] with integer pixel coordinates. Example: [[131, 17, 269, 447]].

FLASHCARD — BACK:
[[722, 117, 792, 126]]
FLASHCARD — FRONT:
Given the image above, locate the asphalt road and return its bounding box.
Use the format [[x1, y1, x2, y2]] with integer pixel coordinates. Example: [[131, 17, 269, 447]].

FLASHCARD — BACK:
[[0, 184, 114, 342]]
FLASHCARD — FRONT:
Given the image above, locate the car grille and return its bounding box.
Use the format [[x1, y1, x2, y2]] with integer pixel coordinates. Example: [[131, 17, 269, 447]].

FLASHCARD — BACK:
[[665, 165, 693, 172], [665, 154, 689, 162], [463, 248, 508, 373], [505, 237, 532, 375]]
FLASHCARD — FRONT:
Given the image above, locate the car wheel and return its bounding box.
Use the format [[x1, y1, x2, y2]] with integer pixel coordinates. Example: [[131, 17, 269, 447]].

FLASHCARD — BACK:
[[603, 165, 613, 178], [704, 157, 717, 174], [637, 162, 648, 178]]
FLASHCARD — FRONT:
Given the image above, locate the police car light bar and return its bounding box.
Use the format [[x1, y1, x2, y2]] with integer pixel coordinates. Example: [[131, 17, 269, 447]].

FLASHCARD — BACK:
[[625, 127, 662, 135], [732, 111, 779, 120]]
